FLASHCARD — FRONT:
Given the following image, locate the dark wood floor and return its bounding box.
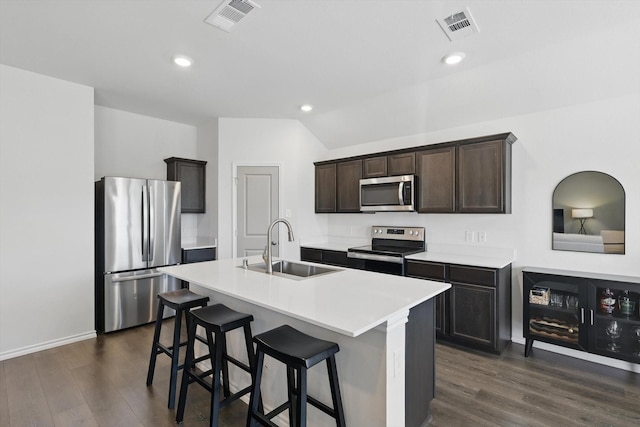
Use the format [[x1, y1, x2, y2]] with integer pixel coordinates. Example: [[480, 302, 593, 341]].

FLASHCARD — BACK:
[[2, 320, 639, 426]]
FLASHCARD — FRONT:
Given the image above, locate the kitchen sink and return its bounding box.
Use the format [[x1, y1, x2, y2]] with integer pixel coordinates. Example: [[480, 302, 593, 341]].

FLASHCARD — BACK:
[[241, 260, 341, 280]]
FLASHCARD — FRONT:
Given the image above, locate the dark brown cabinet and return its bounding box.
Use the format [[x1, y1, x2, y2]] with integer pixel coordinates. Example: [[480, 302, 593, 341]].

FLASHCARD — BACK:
[[388, 152, 415, 176], [165, 157, 207, 213], [363, 156, 387, 178], [313, 132, 516, 215], [300, 247, 348, 267], [336, 159, 362, 213], [406, 259, 512, 354], [315, 163, 337, 213], [457, 139, 510, 213], [416, 146, 455, 213]]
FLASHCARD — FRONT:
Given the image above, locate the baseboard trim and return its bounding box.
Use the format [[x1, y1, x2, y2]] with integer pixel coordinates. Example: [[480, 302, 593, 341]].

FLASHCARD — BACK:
[[0, 330, 97, 361]]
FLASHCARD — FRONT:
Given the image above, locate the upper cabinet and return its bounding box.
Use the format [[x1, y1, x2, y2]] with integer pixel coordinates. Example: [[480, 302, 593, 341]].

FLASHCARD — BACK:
[[457, 138, 511, 213], [315, 163, 337, 213], [336, 159, 362, 212], [363, 156, 387, 178], [416, 146, 456, 213], [388, 152, 415, 176], [314, 132, 516, 214], [164, 157, 207, 213]]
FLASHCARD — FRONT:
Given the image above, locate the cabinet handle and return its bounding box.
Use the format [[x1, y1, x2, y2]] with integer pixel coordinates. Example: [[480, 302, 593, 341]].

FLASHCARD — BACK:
[[590, 309, 594, 326], [580, 307, 584, 324]]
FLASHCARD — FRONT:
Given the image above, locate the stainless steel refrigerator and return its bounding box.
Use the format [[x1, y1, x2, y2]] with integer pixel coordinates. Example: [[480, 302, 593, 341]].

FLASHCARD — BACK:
[[95, 177, 181, 333]]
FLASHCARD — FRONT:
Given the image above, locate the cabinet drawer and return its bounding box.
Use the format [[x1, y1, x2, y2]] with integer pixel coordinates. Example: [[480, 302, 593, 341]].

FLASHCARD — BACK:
[[405, 261, 447, 281], [182, 247, 216, 264], [449, 265, 496, 287], [322, 250, 348, 267], [300, 247, 323, 262]]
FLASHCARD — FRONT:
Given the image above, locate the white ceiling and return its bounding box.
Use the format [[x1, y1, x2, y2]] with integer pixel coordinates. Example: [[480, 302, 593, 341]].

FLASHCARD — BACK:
[[1, 0, 640, 149]]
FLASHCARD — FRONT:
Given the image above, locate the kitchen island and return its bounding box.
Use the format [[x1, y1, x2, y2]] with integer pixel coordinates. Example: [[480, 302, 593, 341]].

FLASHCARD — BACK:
[[159, 256, 450, 427]]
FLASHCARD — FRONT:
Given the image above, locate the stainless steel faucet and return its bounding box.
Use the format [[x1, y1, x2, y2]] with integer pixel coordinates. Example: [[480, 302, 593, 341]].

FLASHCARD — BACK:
[[263, 218, 295, 274]]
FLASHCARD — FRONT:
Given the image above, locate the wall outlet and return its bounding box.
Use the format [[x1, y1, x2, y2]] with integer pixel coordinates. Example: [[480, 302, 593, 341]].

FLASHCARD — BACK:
[[478, 231, 487, 243], [465, 231, 476, 243]]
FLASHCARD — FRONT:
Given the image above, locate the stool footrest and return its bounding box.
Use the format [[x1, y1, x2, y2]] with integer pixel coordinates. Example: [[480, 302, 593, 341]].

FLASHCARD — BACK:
[[224, 354, 250, 373], [307, 395, 336, 418]]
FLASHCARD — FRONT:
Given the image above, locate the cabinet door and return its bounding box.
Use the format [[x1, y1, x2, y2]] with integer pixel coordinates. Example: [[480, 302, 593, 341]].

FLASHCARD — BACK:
[[165, 158, 207, 213], [405, 260, 448, 336], [588, 278, 640, 364], [416, 147, 455, 213], [336, 160, 362, 212], [363, 156, 387, 178], [388, 152, 415, 176], [315, 163, 337, 213], [522, 271, 588, 355], [450, 282, 496, 348], [457, 140, 507, 213]]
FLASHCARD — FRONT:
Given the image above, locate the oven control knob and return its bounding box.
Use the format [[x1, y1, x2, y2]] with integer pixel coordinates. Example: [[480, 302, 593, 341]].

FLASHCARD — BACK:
[[409, 230, 414, 235]]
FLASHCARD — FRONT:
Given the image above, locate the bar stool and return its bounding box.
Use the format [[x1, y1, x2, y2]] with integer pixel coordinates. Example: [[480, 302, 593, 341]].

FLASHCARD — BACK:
[[175, 303, 258, 427], [146, 288, 210, 409], [247, 325, 346, 427]]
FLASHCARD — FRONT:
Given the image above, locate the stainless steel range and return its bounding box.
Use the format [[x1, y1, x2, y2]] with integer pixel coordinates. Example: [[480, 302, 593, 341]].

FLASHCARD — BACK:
[[347, 226, 425, 276]]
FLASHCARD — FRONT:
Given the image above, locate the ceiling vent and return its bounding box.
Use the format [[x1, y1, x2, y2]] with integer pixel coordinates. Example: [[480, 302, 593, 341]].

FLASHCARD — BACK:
[[436, 7, 480, 41], [205, 0, 261, 32]]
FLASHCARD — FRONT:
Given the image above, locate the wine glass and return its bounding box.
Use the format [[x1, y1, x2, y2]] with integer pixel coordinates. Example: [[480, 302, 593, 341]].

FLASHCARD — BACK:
[[633, 326, 640, 357], [606, 320, 622, 352]]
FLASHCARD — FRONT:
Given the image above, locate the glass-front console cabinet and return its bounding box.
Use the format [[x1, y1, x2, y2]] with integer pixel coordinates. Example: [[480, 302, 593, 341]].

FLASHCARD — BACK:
[[523, 267, 640, 364]]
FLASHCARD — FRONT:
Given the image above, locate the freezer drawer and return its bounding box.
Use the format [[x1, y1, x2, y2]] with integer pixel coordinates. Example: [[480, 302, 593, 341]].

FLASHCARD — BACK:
[[103, 269, 180, 333]]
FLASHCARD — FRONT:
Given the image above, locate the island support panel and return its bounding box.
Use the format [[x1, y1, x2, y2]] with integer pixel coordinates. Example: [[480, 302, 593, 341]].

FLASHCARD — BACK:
[[189, 285, 434, 427]]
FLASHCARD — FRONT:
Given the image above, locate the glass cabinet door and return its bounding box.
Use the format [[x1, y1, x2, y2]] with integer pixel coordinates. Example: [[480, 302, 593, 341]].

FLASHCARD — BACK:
[[589, 279, 640, 363], [523, 272, 588, 354]]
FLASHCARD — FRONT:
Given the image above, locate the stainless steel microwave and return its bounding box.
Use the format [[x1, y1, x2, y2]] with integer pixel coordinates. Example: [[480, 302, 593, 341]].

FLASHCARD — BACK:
[[359, 175, 415, 212]]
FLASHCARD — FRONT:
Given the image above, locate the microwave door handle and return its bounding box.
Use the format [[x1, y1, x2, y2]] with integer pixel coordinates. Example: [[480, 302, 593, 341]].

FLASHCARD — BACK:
[[398, 182, 404, 206]]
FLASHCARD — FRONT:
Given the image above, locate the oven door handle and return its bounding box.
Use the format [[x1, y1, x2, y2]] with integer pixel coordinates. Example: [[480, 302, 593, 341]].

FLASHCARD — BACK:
[[347, 251, 404, 264]]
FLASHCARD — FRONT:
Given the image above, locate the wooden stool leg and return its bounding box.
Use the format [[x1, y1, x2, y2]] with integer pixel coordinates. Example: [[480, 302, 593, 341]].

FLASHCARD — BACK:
[[296, 367, 307, 427], [146, 300, 164, 386], [176, 314, 197, 423], [327, 356, 346, 427], [208, 329, 224, 427], [167, 307, 182, 409], [287, 366, 296, 424], [246, 350, 265, 427], [221, 335, 231, 398]]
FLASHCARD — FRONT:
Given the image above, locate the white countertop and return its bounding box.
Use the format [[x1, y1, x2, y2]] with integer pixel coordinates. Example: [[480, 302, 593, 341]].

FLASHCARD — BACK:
[[301, 239, 514, 269], [181, 237, 217, 250], [159, 256, 450, 338]]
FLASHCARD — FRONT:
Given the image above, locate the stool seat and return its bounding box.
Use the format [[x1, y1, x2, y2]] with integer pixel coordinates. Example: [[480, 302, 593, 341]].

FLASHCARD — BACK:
[[158, 288, 210, 308], [146, 289, 209, 409], [254, 325, 339, 369], [191, 303, 254, 333]]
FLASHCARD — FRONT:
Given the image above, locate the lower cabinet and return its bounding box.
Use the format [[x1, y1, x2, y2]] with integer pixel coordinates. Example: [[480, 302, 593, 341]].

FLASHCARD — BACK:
[[300, 247, 349, 267], [523, 267, 640, 364], [406, 260, 512, 354]]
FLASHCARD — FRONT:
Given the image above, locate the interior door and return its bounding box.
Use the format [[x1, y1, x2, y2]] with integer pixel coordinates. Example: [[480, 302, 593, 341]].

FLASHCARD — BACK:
[[236, 166, 279, 257]]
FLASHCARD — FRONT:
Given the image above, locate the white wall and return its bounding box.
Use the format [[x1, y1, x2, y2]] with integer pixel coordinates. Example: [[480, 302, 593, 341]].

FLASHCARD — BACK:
[[94, 106, 202, 242], [196, 119, 219, 241], [321, 93, 640, 369], [217, 118, 329, 260], [0, 65, 94, 359]]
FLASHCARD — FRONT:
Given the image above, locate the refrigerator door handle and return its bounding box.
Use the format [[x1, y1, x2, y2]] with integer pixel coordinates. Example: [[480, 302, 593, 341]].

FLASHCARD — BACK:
[[142, 184, 149, 262], [148, 183, 155, 263], [111, 272, 165, 283]]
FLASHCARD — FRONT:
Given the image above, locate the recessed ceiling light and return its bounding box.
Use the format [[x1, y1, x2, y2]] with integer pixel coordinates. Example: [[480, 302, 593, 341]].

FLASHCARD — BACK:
[[442, 52, 466, 65], [173, 55, 193, 67], [300, 104, 313, 112]]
